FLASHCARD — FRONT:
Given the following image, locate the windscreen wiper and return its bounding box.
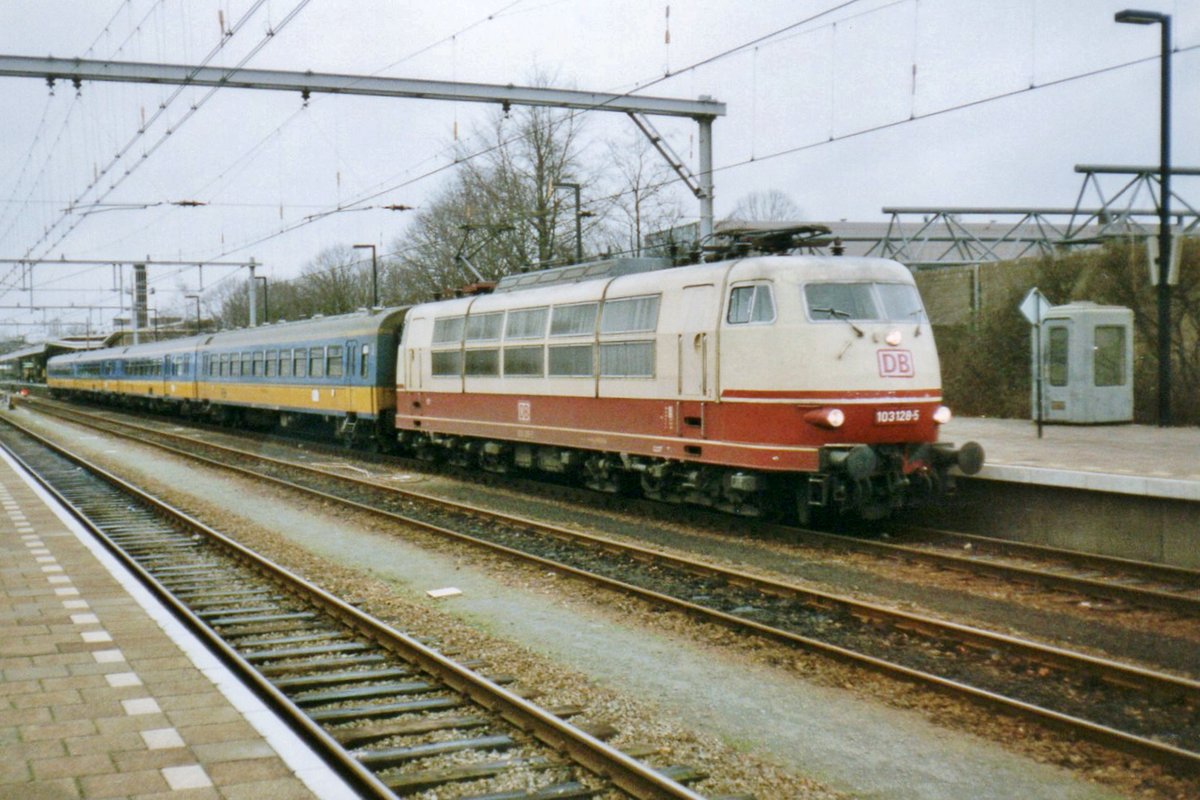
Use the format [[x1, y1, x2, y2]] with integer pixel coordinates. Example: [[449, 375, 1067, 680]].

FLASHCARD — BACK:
[[812, 307, 864, 337]]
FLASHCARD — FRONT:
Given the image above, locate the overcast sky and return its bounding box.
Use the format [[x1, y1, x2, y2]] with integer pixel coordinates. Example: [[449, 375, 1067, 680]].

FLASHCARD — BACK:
[[0, 0, 1196, 339]]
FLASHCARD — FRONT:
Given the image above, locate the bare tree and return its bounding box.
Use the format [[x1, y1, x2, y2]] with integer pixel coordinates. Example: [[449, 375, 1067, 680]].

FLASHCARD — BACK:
[[727, 189, 802, 223], [391, 83, 589, 297], [598, 131, 683, 257]]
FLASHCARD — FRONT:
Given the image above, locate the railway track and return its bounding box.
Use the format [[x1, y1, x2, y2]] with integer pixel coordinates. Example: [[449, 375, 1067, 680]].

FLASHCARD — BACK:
[[0, 420, 711, 800], [9, 400, 1200, 777]]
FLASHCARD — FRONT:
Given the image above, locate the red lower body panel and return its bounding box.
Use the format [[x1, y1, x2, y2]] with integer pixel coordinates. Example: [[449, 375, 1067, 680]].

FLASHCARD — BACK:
[[395, 390, 944, 474]]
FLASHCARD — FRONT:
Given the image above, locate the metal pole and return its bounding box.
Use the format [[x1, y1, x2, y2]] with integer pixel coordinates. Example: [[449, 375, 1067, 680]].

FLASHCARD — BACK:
[[572, 183, 583, 264], [698, 115, 714, 242], [247, 260, 258, 327], [1115, 9, 1173, 426], [353, 244, 377, 307], [1157, 16, 1172, 426]]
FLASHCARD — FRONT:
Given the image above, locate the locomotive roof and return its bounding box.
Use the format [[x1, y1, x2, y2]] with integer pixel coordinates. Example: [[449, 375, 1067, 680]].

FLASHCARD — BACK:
[[50, 306, 409, 365], [411, 255, 913, 317]]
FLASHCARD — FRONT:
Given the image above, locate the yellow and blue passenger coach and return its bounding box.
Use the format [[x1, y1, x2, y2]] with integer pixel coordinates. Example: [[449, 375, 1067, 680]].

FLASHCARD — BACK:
[[48, 308, 406, 445]]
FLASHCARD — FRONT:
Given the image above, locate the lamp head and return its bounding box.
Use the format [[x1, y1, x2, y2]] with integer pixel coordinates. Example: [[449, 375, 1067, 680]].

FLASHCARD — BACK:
[[1115, 9, 1166, 25]]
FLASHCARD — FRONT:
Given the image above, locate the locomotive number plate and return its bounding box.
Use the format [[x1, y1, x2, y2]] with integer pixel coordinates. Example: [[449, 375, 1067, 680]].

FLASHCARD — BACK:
[[875, 408, 920, 425]]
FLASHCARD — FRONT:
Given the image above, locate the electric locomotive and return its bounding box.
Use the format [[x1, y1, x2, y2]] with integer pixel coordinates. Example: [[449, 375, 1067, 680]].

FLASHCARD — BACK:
[[396, 250, 982, 521]]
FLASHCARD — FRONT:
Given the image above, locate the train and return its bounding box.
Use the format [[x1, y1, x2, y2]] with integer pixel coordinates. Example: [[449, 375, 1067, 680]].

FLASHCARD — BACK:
[[46, 249, 982, 523]]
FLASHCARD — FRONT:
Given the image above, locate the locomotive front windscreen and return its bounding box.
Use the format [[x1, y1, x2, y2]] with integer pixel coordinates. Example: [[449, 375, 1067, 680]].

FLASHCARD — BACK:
[[804, 282, 925, 322]]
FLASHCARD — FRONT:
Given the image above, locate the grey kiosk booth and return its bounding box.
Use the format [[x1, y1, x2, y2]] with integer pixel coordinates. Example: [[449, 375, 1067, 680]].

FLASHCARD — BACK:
[[1032, 302, 1134, 424]]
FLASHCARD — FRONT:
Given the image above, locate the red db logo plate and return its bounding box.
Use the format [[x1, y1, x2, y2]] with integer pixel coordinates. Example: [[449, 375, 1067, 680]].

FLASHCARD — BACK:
[[877, 349, 914, 378]]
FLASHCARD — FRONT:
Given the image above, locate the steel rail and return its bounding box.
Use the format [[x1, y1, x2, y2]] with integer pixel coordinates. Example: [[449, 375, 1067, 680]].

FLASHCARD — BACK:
[[15, 402, 1200, 774], [760, 519, 1200, 615], [0, 415, 707, 800]]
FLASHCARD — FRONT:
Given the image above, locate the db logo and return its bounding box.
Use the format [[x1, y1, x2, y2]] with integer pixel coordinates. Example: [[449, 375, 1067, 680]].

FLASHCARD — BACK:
[[877, 349, 914, 378]]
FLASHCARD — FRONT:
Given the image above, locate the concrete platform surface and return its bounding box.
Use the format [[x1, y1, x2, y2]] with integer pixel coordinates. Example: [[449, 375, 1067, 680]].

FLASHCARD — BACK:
[[0, 448, 356, 799], [942, 417, 1200, 501]]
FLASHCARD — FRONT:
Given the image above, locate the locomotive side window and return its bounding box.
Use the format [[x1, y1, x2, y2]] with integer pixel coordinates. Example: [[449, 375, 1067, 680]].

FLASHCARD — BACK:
[[504, 346, 544, 376], [601, 295, 660, 333], [431, 350, 463, 376], [549, 344, 594, 376], [465, 313, 504, 341], [433, 316, 465, 343], [551, 303, 598, 336], [727, 284, 775, 324], [600, 342, 654, 377], [506, 307, 548, 339], [465, 349, 499, 376]]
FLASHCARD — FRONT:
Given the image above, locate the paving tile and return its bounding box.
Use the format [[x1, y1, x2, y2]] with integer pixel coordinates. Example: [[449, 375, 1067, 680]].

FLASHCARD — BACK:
[[220, 777, 318, 800], [79, 767, 167, 798], [162, 763, 213, 790], [206, 756, 293, 785], [29, 751, 115, 779]]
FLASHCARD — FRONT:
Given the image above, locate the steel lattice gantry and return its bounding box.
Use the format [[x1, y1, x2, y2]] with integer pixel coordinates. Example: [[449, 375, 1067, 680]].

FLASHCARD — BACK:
[[0, 54, 726, 239], [864, 164, 1200, 269]]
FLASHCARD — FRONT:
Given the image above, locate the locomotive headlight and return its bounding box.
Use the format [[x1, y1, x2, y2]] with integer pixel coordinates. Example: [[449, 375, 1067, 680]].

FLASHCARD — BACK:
[[885, 329, 903, 346], [804, 407, 845, 429], [933, 405, 953, 424]]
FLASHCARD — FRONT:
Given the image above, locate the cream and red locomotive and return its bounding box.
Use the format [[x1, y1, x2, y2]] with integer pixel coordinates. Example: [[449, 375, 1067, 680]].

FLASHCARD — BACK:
[[396, 253, 982, 521]]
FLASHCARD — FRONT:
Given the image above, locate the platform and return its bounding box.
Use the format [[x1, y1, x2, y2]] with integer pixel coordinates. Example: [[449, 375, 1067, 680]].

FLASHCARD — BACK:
[[0, 448, 354, 799], [943, 417, 1200, 502]]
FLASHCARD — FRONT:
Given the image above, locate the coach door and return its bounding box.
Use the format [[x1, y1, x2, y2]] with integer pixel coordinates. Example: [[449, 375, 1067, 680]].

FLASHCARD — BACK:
[[678, 284, 714, 400]]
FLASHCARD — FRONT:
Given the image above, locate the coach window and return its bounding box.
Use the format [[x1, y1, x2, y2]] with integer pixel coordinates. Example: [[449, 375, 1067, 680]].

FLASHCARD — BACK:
[[309, 347, 325, 378], [265, 350, 277, 377], [551, 302, 598, 336], [327, 345, 344, 377], [549, 344, 594, 376], [280, 349, 293, 378], [465, 312, 503, 341], [239, 352, 251, 376], [601, 295, 660, 333], [504, 346, 544, 376], [505, 307, 548, 339], [360, 345, 370, 377], [432, 316, 465, 344], [727, 284, 775, 324], [253, 351, 265, 376]]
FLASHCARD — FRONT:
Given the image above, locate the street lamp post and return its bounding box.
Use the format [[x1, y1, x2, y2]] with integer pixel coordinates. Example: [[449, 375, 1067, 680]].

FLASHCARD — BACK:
[[554, 181, 583, 264], [353, 244, 378, 308], [253, 276, 269, 324], [1115, 8, 1172, 426], [184, 294, 201, 335]]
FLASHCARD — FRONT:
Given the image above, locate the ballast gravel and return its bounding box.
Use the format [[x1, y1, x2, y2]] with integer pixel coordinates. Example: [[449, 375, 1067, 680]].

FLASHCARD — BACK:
[[11, 407, 1153, 800]]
